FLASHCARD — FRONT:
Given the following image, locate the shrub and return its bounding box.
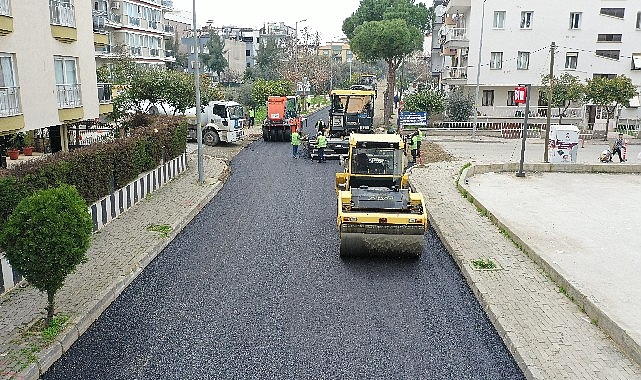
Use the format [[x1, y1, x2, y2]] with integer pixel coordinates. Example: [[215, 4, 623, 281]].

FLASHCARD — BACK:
[[446, 90, 475, 122], [0, 184, 93, 325]]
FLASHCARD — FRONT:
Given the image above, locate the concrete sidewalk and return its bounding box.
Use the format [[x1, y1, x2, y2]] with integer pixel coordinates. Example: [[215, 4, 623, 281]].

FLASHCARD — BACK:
[[410, 135, 641, 379]]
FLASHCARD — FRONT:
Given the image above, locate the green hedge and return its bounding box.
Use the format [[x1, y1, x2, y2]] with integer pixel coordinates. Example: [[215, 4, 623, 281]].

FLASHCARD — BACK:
[[0, 115, 187, 228]]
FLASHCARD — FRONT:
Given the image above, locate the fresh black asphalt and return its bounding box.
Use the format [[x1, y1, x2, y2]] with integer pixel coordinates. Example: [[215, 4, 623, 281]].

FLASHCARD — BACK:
[[43, 110, 524, 379]]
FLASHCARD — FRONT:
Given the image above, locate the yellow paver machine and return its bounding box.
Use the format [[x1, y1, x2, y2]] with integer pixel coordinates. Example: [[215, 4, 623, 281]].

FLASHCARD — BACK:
[[335, 133, 428, 258]]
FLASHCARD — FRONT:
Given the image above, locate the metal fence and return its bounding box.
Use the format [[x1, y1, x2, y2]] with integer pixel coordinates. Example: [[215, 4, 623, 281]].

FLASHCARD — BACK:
[[428, 121, 544, 139], [0, 0, 10, 16], [56, 83, 81, 108], [49, 0, 75, 27], [0, 86, 21, 116]]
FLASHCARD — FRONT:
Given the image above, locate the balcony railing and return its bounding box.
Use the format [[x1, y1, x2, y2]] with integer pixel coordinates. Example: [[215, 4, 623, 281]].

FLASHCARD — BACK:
[[161, 0, 173, 8], [56, 84, 82, 108], [108, 12, 121, 24], [150, 48, 159, 57], [131, 46, 141, 56], [97, 83, 112, 104], [149, 20, 158, 30], [50, 1, 76, 27], [444, 66, 468, 80], [477, 106, 584, 119], [164, 24, 174, 33], [445, 27, 467, 42], [129, 17, 140, 27], [0, 0, 10, 16], [0, 87, 21, 117]]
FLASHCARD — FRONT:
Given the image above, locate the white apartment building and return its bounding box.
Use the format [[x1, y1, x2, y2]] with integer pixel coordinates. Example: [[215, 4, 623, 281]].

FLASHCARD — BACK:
[[93, 0, 175, 68], [435, 0, 641, 129], [1, 0, 108, 152]]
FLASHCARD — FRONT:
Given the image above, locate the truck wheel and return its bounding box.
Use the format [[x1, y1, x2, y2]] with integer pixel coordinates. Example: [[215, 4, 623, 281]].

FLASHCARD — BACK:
[[203, 130, 220, 146], [262, 127, 269, 141], [277, 129, 284, 141]]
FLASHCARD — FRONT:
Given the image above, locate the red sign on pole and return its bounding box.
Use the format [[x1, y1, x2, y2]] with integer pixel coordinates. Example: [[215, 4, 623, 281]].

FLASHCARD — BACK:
[[514, 86, 527, 104]]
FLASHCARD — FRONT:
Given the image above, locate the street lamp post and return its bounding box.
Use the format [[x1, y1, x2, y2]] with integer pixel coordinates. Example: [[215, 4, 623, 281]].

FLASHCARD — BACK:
[[472, 0, 488, 140], [193, 0, 204, 184]]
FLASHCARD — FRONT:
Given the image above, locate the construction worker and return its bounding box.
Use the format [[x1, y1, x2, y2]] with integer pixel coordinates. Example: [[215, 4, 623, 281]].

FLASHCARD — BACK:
[[417, 128, 423, 158], [248, 108, 255, 126], [315, 119, 326, 135], [317, 131, 327, 163], [291, 129, 301, 158], [410, 131, 419, 163]]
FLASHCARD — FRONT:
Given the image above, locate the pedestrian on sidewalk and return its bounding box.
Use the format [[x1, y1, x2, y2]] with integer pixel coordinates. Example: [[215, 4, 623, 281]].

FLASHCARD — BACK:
[[394, 94, 399, 109], [612, 133, 626, 162], [317, 131, 327, 163], [291, 129, 301, 158]]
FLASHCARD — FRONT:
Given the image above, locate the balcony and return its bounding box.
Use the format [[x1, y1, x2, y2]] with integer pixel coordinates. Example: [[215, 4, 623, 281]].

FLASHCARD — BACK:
[[441, 27, 468, 49], [93, 11, 106, 33], [50, 1, 76, 42], [98, 83, 113, 114], [130, 46, 141, 56], [56, 84, 81, 109], [0, 86, 21, 117], [442, 66, 468, 84], [129, 17, 140, 27], [161, 0, 173, 9], [150, 48, 159, 57], [107, 12, 121, 25], [163, 23, 174, 34], [0, 0, 10, 16]]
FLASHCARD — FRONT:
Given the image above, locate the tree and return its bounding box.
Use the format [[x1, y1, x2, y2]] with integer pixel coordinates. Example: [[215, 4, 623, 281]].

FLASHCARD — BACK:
[[344, 0, 429, 125], [403, 88, 446, 117], [251, 79, 294, 106], [541, 73, 585, 124], [200, 34, 228, 81], [255, 36, 284, 80], [0, 184, 93, 325], [584, 75, 637, 140], [446, 89, 474, 122]]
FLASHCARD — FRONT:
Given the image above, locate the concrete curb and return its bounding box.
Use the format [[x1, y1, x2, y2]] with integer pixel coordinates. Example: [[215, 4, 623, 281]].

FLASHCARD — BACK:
[[25, 167, 226, 379], [456, 162, 641, 369]]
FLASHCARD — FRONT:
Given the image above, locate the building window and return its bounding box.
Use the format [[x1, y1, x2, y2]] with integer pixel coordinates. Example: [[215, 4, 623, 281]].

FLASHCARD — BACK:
[[50, 0, 76, 27], [493, 11, 505, 29], [0, 54, 21, 117], [54, 56, 81, 108], [565, 52, 578, 69], [569, 12, 581, 29], [507, 90, 516, 106], [520, 11, 533, 29], [593, 73, 617, 79], [595, 50, 620, 60], [597, 34, 622, 42], [632, 53, 641, 70], [0, 0, 10, 16], [600, 8, 624, 19], [637, 12, 641, 29], [517, 51, 530, 70], [482, 90, 494, 106], [245, 49, 250, 57], [490, 52, 503, 69]]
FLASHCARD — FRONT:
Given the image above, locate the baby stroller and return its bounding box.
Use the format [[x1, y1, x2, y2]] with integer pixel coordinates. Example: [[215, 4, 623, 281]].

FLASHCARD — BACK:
[[599, 148, 613, 163]]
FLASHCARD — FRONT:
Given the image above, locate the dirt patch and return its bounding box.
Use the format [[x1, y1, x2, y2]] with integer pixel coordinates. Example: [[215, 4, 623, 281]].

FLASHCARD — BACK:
[[420, 142, 455, 163]]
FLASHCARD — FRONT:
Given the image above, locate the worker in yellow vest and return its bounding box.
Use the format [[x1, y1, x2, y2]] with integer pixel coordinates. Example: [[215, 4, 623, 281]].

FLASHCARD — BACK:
[[291, 129, 301, 158], [417, 128, 423, 159], [410, 132, 419, 163], [317, 131, 327, 163]]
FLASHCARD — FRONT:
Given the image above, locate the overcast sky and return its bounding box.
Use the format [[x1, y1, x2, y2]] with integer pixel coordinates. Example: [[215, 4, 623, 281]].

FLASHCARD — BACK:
[[170, 0, 362, 43]]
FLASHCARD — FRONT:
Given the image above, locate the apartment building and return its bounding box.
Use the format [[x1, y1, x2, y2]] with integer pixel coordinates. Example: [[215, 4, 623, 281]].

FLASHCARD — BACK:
[[1, 0, 107, 152], [93, 0, 175, 68], [434, 0, 641, 129], [318, 40, 353, 64]]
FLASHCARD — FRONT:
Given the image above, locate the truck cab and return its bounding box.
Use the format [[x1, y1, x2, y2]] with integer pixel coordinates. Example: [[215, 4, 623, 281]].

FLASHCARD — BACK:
[[186, 100, 245, 146]]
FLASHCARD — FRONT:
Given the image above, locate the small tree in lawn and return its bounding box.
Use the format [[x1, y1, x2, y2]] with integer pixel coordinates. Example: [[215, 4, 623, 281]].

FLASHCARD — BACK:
[[541, 73, 585, 124], [403, 87, 446, 117], [584, 75, 637, 140], [0, 184, 93, 326]]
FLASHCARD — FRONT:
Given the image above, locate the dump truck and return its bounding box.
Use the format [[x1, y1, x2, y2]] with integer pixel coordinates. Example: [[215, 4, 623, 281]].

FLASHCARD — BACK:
[[335, 133, 427, 258], [149, 100, 245, 146], [309, 89, 376, 159], [262, 96, 302, 142], [350, 73, 377, 97]]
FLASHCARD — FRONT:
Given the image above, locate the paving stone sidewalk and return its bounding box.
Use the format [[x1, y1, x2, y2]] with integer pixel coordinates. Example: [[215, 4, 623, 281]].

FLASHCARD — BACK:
[[0, 154, 227, 379], [411, 161, 641, 380]]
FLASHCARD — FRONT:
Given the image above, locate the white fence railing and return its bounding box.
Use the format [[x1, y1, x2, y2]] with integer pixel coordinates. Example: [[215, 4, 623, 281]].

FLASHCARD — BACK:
[[446, 27, 467, 42], [56, 84, 81, 108], [0, 0, 10, 16], [443, 66, 468, 80], [0, 86, 21, 116], [478, 106, 584, 119], [50, 1, 76, 27]]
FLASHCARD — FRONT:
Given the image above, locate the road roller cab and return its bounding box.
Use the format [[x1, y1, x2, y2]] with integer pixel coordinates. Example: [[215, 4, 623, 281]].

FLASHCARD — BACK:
[[336, 134, 428, 258]]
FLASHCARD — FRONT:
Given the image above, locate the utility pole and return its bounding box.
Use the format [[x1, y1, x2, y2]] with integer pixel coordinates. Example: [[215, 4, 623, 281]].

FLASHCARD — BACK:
[[193, 0, 204, 184], [544, 42, 556, 163]]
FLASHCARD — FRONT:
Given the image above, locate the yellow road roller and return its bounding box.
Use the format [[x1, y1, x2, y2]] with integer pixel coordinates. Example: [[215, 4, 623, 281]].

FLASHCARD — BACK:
[[335, 133, 428, 258]]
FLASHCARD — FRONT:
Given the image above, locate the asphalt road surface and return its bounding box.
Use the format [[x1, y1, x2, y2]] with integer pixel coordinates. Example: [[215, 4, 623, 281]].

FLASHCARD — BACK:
[[43, 111, 524, 379]]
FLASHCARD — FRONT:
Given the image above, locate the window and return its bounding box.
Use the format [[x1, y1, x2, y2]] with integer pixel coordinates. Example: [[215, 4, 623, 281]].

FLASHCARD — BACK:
[[569, 12, 581, 29], [50, 0, 76, 27], [490, 52, 503, 69], [493, 11, 505, 29], [245, 49, 250, 57], [0, 54, 20, 116], [517, 51, 530, 70], [520, 11, 533, 29], [637, 12, 641, 29], [54, 56, 81, 108], [0, 0, 10, 16], [597, 34, 622, 42], [565, 52, 578, 69], [507, 90, 516, 106], [482, 90, 494, 106], [632, 53, 641, 70], [595, 50, 620, 60], [600, 8, 624, 19]]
